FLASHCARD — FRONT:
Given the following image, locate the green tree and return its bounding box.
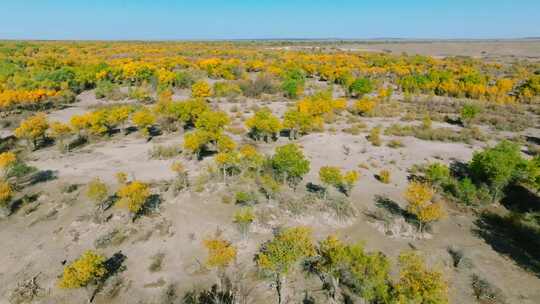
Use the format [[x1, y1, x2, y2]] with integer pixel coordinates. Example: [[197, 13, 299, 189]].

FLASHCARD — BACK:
[[469, 141, 528, 203], [255, 227, 315, 304], [460, 103, 481, 126], [271, 144, 311, 188], [348, 77, 374, 97]]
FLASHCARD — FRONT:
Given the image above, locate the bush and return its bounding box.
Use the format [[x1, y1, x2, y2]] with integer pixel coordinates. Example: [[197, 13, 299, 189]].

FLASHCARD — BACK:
[[233, 207, 255, 238], [213, 81, 242, 98], [378, 170, 391, 184], [238, 74, 277, 97], [14, 113, 49, 149], [58, 250, 107, 289], [117, 181, 151, 215], [368, 127, 382, 146], [191, 81, 212, 98], [95, 80, 123, 100], [86, 177, 108, 204], [425, 163, 450, 186], [461, 103, 481, 126], [281, 69, 305, 99]]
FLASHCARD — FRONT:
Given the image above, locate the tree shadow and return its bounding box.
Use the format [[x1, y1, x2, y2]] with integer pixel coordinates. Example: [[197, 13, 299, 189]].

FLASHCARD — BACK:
[[90, 251, 127, 303], [29, 170, 58, 185], [525, 135, 540, 145], [306, 182, 325, 196], [501, 184, 540, 213], [8, 193, 40, 215], [449, 160, 469, 179], [67, 135, 88, 150], [374, 195, 418, 225], [473, 212, 540, 278]]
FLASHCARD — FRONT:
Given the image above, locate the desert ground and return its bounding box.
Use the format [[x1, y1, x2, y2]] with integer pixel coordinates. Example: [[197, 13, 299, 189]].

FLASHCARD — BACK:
[[0, 40, 539, 304]]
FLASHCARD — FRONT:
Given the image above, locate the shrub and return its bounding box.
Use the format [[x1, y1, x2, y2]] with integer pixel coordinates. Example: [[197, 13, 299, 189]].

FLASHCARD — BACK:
[[378, 170, 391, 184], [86, 177, 108, 204], [0, 151, 16, 178], [233, 207, 255, 238], [368, 127, 382, 146], [191, 81, 212, 98], [0, 180, 12, 207], [203, 238, 237, 269], [58, 250, 107, 289], [348, 77, 374, 97], [238, 74, 277, 97], [271, 144, 310, 188], [174, 70, 195, 89], [425, 163, 451, 187], [469, 140, 528, 203], [132, 109, 156, 136], [117, 181, 151, 215], [213, 81, 242, 98], [353, 97, 377, 115], [49, 121, 72, 152], [387, 139, 404, 149], [471, 274, 505, 304], [95, 80, 122, 100], [14, 113, 49, 149], [319, 166, 342, 197], [149, 144, 182, 159], [235, 191, 257, 205], [460, 103, 481, 126], [128, 84, 153, 103]]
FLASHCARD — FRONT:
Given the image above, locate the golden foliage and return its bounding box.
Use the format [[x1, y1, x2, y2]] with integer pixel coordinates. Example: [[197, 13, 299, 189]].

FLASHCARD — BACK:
[[117, 180, 151, 213], [58, 250, 107, 289]]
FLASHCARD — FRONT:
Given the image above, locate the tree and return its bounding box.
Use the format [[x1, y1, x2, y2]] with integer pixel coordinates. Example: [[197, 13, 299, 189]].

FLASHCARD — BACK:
[[425, 163, 450, 188], [255, 226, 315, 304], [117, 180, 151, 217], [310, 235, 350, 302], [184, 130, 210, 159], [58, 250, 107, 289], [282, 109, 318, 140], [270, 144, 310, 188], [469, 140, 527, 203], [239, 145, 265, 174], [49, 121, 72, 152], [281, 69, 305, 99], [195, 110, 230, 136], [348, 77, 374, 97], [319, 166, 343, 199], [86, 177, 108, 204], [353, 97, 377, 116], [14, 113, 49, 150], [460, 103, 481, 126], [394, 252, 448, 304], [342, 170, 359, 196], [132, 109, 156, 136], [233, 207, 255, 238], [0, 152, 16, 178], [405, 182, 444, 232], [192, 81, 212, 98], [203, 238, 237, 270], [245, 108, 282, 142], [0, 180, 12, 208], [170, 161, 189, 191]]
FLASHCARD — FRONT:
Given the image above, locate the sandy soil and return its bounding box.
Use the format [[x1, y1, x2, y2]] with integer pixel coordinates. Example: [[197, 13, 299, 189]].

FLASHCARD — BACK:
[[1, 89, 540, 304]]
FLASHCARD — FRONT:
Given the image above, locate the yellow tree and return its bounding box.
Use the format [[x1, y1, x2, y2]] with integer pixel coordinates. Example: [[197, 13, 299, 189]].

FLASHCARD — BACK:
[[0, 180, 13, 208], [245, 108, 282, 142], [58, 250, 108, 289], [203, 237, 237, 289], [0, 152, 16, 178], [49, 121, 72, 152], [404, 182, 444, 232], [117, 180, 151, 219], [86, 177, 109, 204], [191, 81, 212, 98], [132, 109, 156, 137], [394, 252, 448, 304], [255, 226, 315, 304], [14, 113, 49, 150]]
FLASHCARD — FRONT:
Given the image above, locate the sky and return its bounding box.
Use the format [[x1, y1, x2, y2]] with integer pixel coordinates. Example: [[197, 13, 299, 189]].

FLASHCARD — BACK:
[[0, 0, 539, 40]]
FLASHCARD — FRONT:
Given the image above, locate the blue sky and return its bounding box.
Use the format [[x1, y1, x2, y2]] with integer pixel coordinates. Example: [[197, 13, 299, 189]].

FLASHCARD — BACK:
[[1, 0, 539, 40]]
